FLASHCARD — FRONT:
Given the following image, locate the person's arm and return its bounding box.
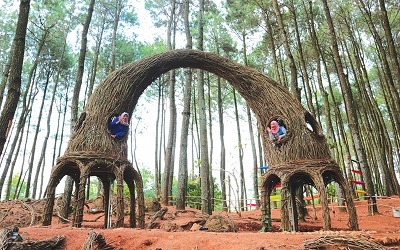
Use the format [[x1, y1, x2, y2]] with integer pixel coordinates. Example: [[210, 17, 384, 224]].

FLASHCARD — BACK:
[[279, 126, 287, 139], [109, 117, 119, 126], [114, 131, 125, 138], [269, 132, 274, 140]]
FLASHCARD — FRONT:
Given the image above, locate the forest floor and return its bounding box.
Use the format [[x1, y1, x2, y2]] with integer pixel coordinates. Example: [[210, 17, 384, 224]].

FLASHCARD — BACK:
[[0, 196, 400, 249]]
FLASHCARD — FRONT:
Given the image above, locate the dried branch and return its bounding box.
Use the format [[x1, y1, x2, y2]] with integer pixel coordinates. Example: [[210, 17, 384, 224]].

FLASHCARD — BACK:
[[302, 234, 386, 250]]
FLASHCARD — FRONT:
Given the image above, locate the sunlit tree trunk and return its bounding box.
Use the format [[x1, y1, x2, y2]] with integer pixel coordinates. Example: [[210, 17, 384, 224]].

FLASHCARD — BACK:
[[176, 0, 193, 210], [30, 70, 50, 198], [207, 75, 215, 209], [247, 105, 259, 209], [233, 89, 246, 211], [154, 81, 162, 199], [162, 0, 177, 205], [36, 36, 67, 197], [191, 84, 199, 180], [217, 76, 227, 211], [197, 0, 211, 214]]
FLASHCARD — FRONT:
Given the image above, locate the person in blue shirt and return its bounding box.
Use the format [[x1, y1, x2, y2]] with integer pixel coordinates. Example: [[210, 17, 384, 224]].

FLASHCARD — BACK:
[[109, 112, 129, 139], [267, 120, 286, 143]]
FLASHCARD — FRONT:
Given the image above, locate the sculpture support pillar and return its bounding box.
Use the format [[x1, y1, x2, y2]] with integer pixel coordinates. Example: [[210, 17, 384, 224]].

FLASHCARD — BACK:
[[73, 166, 89, 228], [315, 176, 331, 230], [136, 177, 145, 228], [115, 165, 126, 227], [127, 180, 136, 228], [102, 177, 111, 228], [337, 173, 359, 230], [43, 184, 56, 226], [289, 184, 299, 231], [260, 186, 272, 232], [280, 183, 290, 231]]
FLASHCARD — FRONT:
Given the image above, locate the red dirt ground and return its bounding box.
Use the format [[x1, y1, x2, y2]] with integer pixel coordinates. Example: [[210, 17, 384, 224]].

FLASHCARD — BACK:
[[1, 196, 400, 249]]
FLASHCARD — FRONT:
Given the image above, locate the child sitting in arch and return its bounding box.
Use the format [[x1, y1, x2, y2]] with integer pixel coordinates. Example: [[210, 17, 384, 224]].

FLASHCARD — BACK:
[[267, 120, 286, 143], [109, 112, 130, 139]]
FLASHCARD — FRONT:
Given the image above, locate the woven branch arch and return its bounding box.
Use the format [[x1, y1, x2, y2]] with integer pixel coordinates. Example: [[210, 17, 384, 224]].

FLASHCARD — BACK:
[[43, 49, 357, 231]]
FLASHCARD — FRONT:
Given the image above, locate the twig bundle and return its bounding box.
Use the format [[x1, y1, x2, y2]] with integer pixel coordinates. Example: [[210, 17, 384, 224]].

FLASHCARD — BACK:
[[302, 234, 386, 250]]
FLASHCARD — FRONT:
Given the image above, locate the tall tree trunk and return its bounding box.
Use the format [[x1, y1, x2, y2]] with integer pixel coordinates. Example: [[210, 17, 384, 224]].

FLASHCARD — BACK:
[[71, 0, 95, 125], [344, 20, 400, 195], [61, 0, 96, 220], [55, 87, 69, 162], [358, 0, 400, 143], [162, 0, 177, 205], [241, 34, 256, 209], [1, 16, 49, 199], [0, 43, 14, 107], [0, 64, 35, 199], [26, 71, 50, 198], [176, 0, 192, 210], [233, 89, 246, 211], [191, 84, 199, 180], [262, 8, 282, 85], [14, 110, 33, 199], [87, 15, 105, 98], [307, 0, 344, 210], [197, 0, 211, 214], [159, 79, 166, 195], [32, 25, 62, 198], [379, 0, 400, 91], [247, 105, 259, 208], [109, 0, 123, 73], [154, 81, 163, 199], [321, 0, 378, 214], [0, 0, 30, 157], [304, 0, 336, 150], [213, 39, 227, 211], [207, 73, 215, 210], [4, 119, 25, 200], [290, 0, 314, 115], [272, 0, 300, 101], [36, 53, 64, 198], [217, 76, 227, 211]]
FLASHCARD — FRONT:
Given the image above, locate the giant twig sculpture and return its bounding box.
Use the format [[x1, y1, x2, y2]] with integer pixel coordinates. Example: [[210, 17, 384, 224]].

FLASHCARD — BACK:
[[42, 49, 358, 231]]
